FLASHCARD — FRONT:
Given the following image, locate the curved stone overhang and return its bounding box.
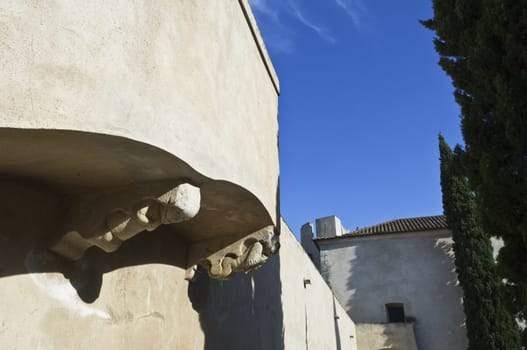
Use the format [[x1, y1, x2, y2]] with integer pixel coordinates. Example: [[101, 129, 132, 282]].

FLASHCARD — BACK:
[[0, 1, 280, 279], [0, 128, 278, 279]]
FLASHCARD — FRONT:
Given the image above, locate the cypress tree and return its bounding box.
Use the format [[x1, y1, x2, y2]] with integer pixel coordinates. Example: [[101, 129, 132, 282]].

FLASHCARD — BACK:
[[439, 135, 521, 350], [423, 0, 527, 332]]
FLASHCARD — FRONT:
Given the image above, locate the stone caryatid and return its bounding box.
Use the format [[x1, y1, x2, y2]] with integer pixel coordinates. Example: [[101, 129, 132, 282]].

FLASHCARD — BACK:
[[186, 225, 279, 280], [51, 182, 201, 260]]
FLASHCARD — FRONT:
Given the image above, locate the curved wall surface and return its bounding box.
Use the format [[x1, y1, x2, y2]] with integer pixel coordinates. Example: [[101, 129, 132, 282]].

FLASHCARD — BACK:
[[0, 0, 279, 223], [0, 1, 280, 277]]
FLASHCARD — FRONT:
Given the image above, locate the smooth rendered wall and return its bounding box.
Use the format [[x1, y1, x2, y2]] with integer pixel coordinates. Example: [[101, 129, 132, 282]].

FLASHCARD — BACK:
[[319, 230, 468, 350], [280, 220, 357, 350], [0, 180, 283, 350], [356, 323, 418, 350], [0, 0, 279, 223], [0, 181, 207, 350], [190, 220, 358, 350], [0, 179, 355, 349]]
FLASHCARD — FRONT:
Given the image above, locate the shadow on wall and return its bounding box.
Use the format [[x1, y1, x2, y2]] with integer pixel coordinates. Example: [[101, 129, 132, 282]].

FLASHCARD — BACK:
[[332, 297, 342, 350], [316, 246, 345, 350], [0, 176, 280, 307], [0, 177, 189, 301], [345, 234, 466, 350], [3, 213, 190, 304], [188, 253, 284, 350], [344, 238, 398, 323], [435, 238, 466, 333], [188, 179, 284, 349], [0, 177, 285, 349]]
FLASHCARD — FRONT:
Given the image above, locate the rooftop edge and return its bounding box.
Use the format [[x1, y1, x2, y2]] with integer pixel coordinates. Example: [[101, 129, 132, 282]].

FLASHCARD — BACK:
[[239, 0, 280, 95], [314, 215, 448, 241]]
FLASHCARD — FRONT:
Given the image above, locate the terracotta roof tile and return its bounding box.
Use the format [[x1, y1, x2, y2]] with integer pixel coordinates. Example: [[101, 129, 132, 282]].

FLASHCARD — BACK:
[[314, 215, 448, 241]]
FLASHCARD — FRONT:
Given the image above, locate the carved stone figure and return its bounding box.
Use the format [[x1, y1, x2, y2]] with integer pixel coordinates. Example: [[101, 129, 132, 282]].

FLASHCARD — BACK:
[[186, 225, 279, 280], [51, 183, 201, 260]]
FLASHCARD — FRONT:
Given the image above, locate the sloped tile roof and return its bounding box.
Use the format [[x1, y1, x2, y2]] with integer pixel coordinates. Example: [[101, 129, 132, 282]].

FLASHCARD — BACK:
[[315, 215, 448, 241]]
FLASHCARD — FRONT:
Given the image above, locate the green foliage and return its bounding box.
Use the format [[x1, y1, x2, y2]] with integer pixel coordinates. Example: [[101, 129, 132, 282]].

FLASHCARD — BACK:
[[439, 136, 521, 350], [423, 0, 527, 338]]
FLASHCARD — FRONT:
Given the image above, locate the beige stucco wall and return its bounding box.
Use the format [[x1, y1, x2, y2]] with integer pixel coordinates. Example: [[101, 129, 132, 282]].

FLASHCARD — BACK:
[[356, 323, 418, 350], [0, 0, 279, 224], [1, 266, 205, 349], [280, 220, 357, 350], [0, 180, 354, 349], [0, 3, 359, 348], [0, 181, 206, 349], [318, 230, 468, 350]]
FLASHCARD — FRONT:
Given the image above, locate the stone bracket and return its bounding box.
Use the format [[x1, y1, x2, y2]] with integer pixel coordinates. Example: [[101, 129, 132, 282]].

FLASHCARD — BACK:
[[186, 225, 279, 280], [50, 182, 201, 260]]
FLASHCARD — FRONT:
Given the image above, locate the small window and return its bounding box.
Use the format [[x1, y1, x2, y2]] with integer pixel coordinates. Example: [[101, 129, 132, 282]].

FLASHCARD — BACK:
[[386, 303, 405, 323]]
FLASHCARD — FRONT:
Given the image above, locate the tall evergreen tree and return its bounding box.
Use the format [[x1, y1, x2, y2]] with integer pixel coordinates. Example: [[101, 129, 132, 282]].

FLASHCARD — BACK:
[[439, 135, 521, 350], [423, 0, 527, 329]]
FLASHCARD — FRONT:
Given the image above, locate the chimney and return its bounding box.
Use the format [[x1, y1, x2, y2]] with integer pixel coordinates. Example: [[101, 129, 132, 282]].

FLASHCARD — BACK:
[[300, 222, 321, 270], [301, 222, 315, 245], [315, 216, 344, 238]]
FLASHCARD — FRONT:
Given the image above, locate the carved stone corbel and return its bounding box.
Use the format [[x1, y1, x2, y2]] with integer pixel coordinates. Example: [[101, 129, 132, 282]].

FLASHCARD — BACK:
[[51, 182, 201, 260], [186, 225, 279, 280]]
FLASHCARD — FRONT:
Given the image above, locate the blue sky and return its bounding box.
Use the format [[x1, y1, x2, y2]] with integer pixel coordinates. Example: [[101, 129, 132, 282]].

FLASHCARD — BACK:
[[248, 0, 464, 235]]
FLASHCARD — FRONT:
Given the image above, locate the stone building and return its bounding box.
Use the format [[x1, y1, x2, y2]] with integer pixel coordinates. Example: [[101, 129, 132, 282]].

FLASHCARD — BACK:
[[0, 1, 358, 349], [302, 215, 469, 350], [0, 1, 469, 349]]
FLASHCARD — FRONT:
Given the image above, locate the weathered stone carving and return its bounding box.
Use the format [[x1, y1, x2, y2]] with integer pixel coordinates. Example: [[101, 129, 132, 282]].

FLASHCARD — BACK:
[[186, 225, 279, 280], [51, 183, 201, 260]]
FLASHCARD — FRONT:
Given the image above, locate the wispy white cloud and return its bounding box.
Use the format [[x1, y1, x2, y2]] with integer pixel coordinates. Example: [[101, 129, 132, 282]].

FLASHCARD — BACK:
[[249, 0, 279, 23], [334, 0, 368, 29], [287, 0, 337, 44], [268, 36, 295, 54], [249, 0, 295, 54], [248, 0, 339, 54]]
